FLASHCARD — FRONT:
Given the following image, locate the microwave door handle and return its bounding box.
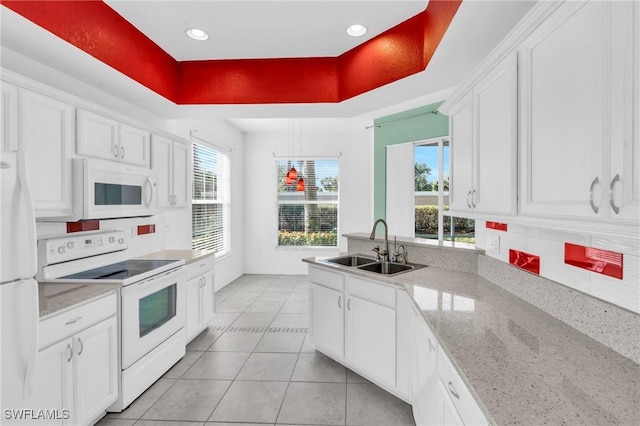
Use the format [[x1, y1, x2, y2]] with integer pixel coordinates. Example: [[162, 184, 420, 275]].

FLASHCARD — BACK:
[[144, 177, 153, 207]]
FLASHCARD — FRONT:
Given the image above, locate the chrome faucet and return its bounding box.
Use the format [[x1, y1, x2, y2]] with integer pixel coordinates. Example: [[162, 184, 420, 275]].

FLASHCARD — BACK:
[[369, 218, 389, 262]]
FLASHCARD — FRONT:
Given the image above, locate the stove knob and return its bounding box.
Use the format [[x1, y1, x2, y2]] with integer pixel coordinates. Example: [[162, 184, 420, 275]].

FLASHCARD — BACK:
[[118, 238, 125, 245], [67, 241, 75, 250], [58, 246, 66, 254], [109, 236, 115, 243]]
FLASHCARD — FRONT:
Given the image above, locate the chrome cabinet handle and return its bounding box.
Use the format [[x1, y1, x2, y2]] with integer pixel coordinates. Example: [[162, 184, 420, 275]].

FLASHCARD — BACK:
[[66, 344, 73, 363], [448, 381, 460, 399], [113, 145, 119, 158], [77, 338, 84, 356], [120, 146, 125, 159], [589, 177, 600, 214], [347, 298, 351, 311], [338, 296, 342, 309], [609, 174, 621, 214], [427, 337, 433, 353], [65, 316, 82, 326], [471, 189, 476, 208], [466, 190, 472, 208]]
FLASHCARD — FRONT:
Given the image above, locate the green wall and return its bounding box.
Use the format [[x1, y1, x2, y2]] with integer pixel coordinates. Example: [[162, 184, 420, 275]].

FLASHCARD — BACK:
[[373, 102, 449, 220]]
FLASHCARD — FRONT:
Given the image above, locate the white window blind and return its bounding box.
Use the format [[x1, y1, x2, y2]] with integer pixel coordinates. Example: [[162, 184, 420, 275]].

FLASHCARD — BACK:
[[277, 159, 339, 247], [192, 142, 230, 256]]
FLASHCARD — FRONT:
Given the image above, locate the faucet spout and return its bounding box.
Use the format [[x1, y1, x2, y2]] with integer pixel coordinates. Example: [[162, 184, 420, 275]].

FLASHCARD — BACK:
[[369, 219, 389, 262]]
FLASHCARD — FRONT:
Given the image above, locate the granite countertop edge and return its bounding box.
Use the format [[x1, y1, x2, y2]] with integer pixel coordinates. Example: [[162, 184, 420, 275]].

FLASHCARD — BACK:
[[38, 282, 121, 318]]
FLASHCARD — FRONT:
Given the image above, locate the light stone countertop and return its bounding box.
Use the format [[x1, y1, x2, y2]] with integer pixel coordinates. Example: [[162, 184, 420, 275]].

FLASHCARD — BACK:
[[134, 249, 215, 265], [303, 257, 640, 426], [38, 282, 120, 318]]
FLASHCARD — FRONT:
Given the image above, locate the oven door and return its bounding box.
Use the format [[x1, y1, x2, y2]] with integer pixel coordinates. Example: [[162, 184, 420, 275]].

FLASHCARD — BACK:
[[74, 158, 158, 220], [120, 266, 186, 369]]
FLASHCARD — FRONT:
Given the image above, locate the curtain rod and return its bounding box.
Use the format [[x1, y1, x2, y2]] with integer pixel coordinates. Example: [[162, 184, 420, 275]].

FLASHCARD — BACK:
[[365, 109, 441, 130], [190, 130, 232, 152]]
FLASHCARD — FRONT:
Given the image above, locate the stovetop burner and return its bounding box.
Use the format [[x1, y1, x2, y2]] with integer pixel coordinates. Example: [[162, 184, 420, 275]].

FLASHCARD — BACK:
[[60, 259, 177, 281]]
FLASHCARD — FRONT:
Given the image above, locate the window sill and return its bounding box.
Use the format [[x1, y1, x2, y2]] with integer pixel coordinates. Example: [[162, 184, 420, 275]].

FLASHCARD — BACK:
[[275, 245, 339, 251]]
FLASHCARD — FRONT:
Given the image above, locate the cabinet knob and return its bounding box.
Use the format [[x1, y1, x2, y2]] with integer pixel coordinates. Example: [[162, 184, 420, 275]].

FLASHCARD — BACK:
[[66, 344, 73, 363], [609, 174, 621, 214], [589, 177, 600, 214], [448, 381, 460, 399]]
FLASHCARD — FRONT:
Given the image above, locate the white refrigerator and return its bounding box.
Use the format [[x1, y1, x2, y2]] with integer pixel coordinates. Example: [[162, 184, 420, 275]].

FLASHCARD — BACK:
[[1, 150, 40, 420]]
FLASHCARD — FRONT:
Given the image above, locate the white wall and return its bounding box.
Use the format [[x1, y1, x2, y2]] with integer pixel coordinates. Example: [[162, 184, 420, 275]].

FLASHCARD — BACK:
[[242, 122, 373, 275], [167, 119, 244, 290]]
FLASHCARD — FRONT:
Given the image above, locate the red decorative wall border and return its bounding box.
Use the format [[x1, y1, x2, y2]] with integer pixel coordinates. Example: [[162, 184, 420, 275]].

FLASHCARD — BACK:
[[564, 243, 623, 280], [509, 249, 540, 275], [486, 221, 508, 232], [1, 0, 461, 104], [66, 220, 99, 233]]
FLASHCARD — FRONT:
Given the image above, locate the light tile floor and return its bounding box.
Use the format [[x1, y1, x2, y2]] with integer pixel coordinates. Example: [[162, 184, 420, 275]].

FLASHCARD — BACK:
[[97, 274, 415, 426]]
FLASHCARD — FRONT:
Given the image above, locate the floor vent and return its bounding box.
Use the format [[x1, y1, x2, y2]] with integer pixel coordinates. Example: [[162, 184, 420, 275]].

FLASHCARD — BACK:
[[209, 326, 308, 333]]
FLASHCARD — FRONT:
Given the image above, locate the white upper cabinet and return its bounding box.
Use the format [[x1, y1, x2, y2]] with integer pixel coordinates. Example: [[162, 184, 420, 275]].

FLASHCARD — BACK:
[[151, 134, 190, 209], [1, 81, 18, 151], [77, 109, 150, 167], [520, 0, 638, 223], [442, 52, 518, 217], [19, 89, 74, 218]]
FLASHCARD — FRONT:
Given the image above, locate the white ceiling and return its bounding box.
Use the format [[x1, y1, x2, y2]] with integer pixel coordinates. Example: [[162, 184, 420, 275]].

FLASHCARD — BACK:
[[0, 1, 537, 131], [104, 0, 428, 61]]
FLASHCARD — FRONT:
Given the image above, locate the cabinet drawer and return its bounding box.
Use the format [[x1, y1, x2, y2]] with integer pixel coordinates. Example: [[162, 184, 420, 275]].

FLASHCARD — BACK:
[[437, 346, 486, 426], [308, 266, 344, 292], [346, 276, 395, 308], [39, 292, 117, 350], [187, 255, 215, 280]]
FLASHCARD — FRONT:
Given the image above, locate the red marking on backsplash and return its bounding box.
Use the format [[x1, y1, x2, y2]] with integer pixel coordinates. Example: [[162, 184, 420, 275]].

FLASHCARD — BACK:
[[565, 243, 623, 280], [509, 249, 540, 275], [137, 224, 156, 236], [486, 221, 508, 232], [66, 220, 99, 233]]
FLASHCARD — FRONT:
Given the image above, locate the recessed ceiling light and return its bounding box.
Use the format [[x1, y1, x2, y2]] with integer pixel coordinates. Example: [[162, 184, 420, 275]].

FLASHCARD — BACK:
[[185, 28, 209, 41], [346, 24, 367, 37]]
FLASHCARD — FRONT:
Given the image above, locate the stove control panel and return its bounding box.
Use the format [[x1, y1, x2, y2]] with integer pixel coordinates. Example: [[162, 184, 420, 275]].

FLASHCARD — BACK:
[[39, 230, 128, 265]]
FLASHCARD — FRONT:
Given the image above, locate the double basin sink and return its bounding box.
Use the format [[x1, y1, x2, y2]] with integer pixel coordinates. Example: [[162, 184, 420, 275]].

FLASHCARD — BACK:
[[320, 254, 422, 276]]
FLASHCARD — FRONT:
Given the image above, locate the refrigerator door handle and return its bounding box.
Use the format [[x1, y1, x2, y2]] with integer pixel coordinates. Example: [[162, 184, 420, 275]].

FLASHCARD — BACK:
[[16, 150, 39, 398]]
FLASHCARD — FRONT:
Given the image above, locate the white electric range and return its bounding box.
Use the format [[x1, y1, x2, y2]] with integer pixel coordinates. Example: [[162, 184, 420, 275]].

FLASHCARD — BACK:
[[37, 230, 186, 411]]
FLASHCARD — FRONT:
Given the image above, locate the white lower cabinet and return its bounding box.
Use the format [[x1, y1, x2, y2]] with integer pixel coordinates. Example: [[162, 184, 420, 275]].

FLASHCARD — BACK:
[[309, 282, 344, 359], [308, 265, 489, 426], [24, 293, 118, 426], [185, 255, 216, 343]]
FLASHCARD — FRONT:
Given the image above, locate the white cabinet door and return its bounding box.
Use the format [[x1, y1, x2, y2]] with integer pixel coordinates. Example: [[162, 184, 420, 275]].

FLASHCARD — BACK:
[[21, 338, 74, 425], [608, 0, 639, 223], [520, 1, 609, 219], [201, 271, 216, 327], [474, 52, 518, 215], [448, 94, 474, 213], [185, 275, 202, 342], [345, 295, 396, 388], [412, 310, 439, 426], [151, 134, 173, 208], [309, 283, 344, 359], [119, 123, 150, 167], [1, 81, 18, 151], [77, 109, 119, 162], [74, 316, 118, 426], [20, 89, 74, 218], [172, 141, 190, 208], [395, 290, 413, 401]]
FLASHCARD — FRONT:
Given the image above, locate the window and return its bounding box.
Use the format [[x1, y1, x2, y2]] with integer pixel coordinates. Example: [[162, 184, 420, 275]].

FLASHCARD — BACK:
[[277, 159, 339, 247], [192, 143, 230, 256]]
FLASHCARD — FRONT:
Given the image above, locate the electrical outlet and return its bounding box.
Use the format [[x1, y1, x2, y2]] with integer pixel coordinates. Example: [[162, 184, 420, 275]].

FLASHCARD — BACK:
[[487, 234, 500, 254]]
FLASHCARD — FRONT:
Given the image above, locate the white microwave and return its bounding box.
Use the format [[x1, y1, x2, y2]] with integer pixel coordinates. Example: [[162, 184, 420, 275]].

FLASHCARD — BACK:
[[67, 158, 158, 221]]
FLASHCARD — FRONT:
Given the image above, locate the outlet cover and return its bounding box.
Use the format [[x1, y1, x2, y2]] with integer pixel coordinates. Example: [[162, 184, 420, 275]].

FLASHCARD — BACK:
[[487, 234, 500, 254]]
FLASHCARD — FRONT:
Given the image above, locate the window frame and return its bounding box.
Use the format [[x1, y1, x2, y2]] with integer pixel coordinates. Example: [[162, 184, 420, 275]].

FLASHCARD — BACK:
[[191, 142, 230, 258], [275, 157, 340, 249]]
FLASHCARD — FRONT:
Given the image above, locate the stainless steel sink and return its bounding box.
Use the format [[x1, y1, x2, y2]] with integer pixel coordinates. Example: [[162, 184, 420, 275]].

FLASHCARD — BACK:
[[323, 255, 377, 267], [357, 261, 414, 275]]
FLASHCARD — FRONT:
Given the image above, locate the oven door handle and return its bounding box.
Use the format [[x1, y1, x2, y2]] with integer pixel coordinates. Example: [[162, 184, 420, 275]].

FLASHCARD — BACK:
[[120, 266, 185, 296]]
